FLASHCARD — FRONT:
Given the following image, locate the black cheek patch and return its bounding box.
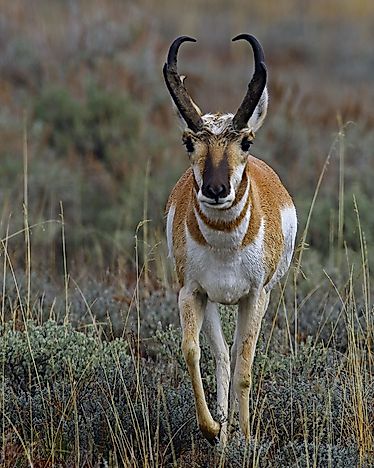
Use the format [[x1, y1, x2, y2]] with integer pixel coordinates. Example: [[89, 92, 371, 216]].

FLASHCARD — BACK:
[[241, 136, 252, 152], [183, 136, 195, 153]]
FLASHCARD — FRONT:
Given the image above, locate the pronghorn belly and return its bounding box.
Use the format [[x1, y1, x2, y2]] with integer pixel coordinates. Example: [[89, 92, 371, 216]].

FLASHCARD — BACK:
[[265, 205, 297, 291], [185, 222, 265, 305]]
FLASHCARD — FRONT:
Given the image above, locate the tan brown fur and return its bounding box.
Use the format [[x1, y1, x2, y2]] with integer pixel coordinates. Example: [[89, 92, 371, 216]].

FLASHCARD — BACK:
[[166, 168, 191, 283], [224, 168, 248, 209], [244, 156, 293, 283], [166, 155, 293, 286], [187, 203, 208, 247]]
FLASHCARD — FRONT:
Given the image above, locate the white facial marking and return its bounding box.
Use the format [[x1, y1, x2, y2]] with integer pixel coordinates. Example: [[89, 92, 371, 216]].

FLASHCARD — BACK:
[[192, 166, 203, 188], [199, 90, 268, 137], [230, 163, 247, 192], [197, 190, 235, 209], [196, 161, 248, 211], [198, 179, 249, 223]]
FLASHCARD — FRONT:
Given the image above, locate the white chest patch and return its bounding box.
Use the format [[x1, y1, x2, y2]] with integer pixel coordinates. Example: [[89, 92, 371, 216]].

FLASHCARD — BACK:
[[185, 219, 265, 304]]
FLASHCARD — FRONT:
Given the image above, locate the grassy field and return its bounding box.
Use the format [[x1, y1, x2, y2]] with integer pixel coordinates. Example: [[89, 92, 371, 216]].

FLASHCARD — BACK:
[[0, 0, 373, 466]]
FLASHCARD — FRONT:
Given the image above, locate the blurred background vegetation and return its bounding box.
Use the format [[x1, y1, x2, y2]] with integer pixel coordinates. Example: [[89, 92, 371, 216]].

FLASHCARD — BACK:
[[0, 0, 373, 465]]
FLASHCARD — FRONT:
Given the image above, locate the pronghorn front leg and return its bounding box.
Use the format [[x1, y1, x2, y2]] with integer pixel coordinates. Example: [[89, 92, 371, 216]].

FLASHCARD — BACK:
[[179, 287, 221, 443], [203, 301, 230, 444], [233, 288, 269, 439]]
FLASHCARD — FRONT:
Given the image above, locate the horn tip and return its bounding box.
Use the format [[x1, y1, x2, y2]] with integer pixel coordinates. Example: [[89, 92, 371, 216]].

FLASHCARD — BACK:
[[232, 33, 256, 42], [178, 35, 197, 43]]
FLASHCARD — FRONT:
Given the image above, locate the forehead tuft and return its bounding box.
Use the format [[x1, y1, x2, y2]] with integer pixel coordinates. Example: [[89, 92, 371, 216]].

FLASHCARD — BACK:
[[201, 113, 234, 135]]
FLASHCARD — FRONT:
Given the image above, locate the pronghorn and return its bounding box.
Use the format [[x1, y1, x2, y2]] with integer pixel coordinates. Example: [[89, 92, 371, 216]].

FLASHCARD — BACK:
[[164, 34, 297, 444]]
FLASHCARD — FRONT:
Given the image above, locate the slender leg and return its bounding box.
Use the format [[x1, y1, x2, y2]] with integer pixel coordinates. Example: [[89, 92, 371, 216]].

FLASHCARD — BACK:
[[229, 325, 238, 414], [233, 288, 269, 439], [179, 287, 220, 442], [203, 301, 230, 444]]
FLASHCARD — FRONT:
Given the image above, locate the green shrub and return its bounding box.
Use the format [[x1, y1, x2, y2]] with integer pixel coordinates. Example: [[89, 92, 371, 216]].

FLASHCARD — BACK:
[[33, 85, 141, 166], [34, 87, 83, 155], [0, 320, 196, 465]]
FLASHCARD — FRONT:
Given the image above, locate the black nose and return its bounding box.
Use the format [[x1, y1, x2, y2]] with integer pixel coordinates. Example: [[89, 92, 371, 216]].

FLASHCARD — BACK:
[[203, 184, 228, 202]]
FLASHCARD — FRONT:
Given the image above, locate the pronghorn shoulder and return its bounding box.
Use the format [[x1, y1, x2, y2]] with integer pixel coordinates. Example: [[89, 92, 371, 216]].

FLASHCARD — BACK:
[[246, 155, 293, 207], [166, 167, 194, 285], [165, 167, 194, 214]]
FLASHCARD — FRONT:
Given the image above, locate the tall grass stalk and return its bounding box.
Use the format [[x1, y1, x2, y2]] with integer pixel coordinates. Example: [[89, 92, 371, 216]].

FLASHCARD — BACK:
[[22, 112, 31, 319], [337, 115, 345, 263], [143, 159, 151, 289], [60, 202, 70, 324]]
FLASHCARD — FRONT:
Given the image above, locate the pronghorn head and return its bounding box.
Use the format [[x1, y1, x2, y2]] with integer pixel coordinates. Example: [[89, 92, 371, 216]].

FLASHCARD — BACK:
[[163, 34, 268, 209]]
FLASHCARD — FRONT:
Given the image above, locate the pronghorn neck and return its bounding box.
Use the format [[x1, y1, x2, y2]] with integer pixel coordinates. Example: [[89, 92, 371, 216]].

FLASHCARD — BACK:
[[192, 168, 251, 249]]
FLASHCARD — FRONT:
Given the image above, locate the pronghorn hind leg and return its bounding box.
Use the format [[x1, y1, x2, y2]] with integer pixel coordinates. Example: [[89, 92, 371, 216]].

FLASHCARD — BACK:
[[178, 287, 220, 443], [234, 288, 269, 439], [203, 301, 230, 445]]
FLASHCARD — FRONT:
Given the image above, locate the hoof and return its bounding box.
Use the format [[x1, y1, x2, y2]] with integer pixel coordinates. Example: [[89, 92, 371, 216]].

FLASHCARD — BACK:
[[241, 425, 250, 442], [200, 420, 220, 444], [239, 416, 250, 441], [207, 435, 220, 446]]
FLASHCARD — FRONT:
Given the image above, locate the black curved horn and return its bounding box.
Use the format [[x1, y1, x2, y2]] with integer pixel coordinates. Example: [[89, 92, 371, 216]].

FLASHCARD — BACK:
[[163, 36, 203, 133], [232, 34, 267, 130]]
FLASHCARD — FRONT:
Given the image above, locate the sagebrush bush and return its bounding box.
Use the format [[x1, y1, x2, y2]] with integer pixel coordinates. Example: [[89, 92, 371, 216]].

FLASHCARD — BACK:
[[1, 321, 130, 462], [1, 298, 373, 466], [0, 320, 203, 465]]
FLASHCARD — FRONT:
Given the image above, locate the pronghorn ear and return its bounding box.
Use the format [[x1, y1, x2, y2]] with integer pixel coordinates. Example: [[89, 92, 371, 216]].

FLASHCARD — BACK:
[[247, 87, 268, 132], [172, 75, 203, 130]]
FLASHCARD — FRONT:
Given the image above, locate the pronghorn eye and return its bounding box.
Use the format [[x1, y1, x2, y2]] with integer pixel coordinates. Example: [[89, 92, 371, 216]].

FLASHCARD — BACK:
[[241, 137, 252, 152], [183, 137, 195, 153]]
